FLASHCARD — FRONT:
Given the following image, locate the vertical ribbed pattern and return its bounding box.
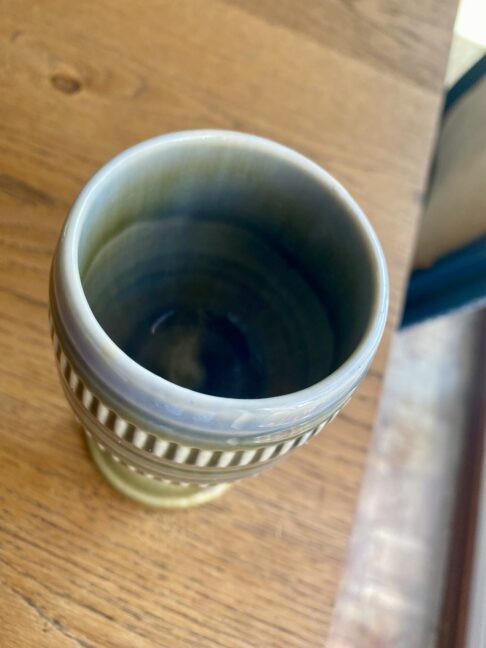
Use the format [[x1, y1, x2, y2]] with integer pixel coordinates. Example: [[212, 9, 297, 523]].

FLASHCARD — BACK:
[[50, 317, 342, 473]]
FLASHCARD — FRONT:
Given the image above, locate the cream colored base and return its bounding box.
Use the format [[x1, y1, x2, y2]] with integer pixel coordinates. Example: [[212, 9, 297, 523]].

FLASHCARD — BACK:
[[86, 436, 231, 508]]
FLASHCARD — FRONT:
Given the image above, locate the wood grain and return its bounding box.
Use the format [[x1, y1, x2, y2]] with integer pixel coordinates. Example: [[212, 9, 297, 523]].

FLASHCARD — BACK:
[[0, 1, 455, 646]]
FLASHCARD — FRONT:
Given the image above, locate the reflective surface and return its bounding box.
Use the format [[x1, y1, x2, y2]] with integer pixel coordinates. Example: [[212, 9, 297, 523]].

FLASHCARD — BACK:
[[81, 135, 378, 400]]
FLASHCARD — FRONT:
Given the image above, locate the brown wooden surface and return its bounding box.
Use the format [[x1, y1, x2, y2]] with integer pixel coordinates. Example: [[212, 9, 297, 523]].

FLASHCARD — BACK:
[[0, 2, 455, 646]]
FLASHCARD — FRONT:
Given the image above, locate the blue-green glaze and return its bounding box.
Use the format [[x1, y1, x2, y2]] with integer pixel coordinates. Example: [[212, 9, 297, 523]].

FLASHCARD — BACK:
[[49, 131, 388, 502]]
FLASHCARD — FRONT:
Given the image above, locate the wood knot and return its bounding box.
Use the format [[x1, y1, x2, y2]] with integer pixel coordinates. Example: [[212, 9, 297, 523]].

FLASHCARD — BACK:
[[51, 72, 82, 95]]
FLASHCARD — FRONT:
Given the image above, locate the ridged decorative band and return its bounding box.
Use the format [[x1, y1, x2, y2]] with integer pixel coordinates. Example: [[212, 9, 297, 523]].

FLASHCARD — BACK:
[[49, 311, 351, 481]]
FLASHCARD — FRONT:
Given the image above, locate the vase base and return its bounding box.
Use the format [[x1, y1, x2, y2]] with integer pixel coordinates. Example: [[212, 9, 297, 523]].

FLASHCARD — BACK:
[[86, 436, 232, 508]]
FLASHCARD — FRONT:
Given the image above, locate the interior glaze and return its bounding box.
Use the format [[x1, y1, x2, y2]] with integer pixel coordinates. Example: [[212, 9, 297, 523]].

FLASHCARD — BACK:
[[81, 139, 375, 399]]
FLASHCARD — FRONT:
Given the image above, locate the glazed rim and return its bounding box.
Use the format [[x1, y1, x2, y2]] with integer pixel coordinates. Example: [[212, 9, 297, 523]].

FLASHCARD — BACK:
[[57, 130, 389, 437]]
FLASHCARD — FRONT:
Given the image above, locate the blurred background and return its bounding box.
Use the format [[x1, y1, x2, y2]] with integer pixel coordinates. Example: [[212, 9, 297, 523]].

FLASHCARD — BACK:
[[330, 0, 486, 645]]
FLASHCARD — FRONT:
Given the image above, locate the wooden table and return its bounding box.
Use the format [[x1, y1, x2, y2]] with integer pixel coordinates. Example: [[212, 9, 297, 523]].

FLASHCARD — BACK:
[[0, 2, 456, 646]]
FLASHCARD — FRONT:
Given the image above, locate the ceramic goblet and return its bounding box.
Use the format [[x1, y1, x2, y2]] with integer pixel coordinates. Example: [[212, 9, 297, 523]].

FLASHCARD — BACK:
[[49, 130, 388, 508]]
